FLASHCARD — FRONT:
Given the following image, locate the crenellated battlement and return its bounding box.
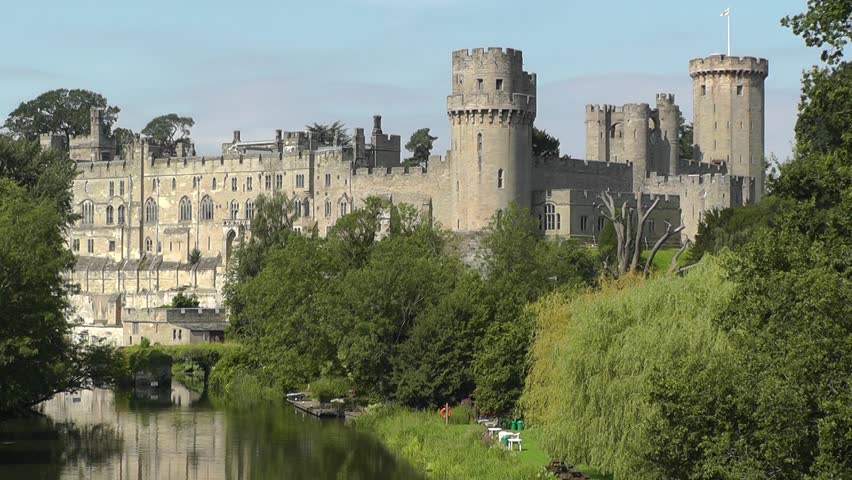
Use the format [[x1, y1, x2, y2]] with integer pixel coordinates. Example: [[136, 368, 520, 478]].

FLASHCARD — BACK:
[[656, 93, 676, 105], [452, 47, 524, 67], [534, 156, 633, 173], [689, 54, 768, 77], [586, 104, 625, 113], [644, 171, 753, 189], [622, 103, 651, 115]]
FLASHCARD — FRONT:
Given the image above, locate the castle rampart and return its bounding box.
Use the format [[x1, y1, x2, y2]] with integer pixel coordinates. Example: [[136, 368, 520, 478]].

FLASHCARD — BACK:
[[61, 46, 768, 345]]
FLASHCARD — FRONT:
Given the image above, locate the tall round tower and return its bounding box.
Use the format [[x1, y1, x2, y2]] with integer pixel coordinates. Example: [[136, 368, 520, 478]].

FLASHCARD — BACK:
[[656, 93, 680, 176], [622, 103, 651, 189], [689, 54, 769, 197], [447, 47, 536, 231]]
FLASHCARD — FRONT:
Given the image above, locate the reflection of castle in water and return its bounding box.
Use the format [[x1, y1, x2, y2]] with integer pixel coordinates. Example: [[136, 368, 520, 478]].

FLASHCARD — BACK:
[[32, 387, 419, 479], [41, 387, 228, 479]]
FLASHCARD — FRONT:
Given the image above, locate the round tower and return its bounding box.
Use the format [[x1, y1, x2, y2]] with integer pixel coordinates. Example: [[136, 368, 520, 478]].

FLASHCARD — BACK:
[[622, 103, 651, 189], [447, 47, 536, 231], [689, 54, 769, 197], [656, 93, 680, 175]]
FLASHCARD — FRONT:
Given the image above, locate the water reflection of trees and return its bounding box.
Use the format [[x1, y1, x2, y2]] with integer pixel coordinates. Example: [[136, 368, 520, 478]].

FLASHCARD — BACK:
[[223, 406, 423, 480], [0, 416, 123, 479]]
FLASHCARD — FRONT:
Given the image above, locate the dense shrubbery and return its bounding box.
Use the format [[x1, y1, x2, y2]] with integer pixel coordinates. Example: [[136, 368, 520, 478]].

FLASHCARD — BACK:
[[222, 200, 596, 412]]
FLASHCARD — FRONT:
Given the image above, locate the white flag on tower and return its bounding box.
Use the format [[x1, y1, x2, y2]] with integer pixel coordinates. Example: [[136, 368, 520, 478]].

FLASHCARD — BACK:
[[721, 7, 730, 16]]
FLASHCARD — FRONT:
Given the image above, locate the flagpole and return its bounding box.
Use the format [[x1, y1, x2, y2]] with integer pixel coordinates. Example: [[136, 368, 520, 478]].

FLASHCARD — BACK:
[[727, 9, 731, 56]]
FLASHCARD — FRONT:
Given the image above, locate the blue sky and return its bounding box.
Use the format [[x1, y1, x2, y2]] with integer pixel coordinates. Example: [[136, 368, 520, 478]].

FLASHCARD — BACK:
[[0, 0, 817, 160]]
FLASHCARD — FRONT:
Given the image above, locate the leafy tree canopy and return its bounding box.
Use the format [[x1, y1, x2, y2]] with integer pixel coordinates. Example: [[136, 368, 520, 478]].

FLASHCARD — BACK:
[[170, 292, 200, 308], [781, 0, 851, 66], [3, 89, 119, 144], [404, 128, 437, 167], [141, 114, 194, 156], [305, 121, 352, 147], [112, 127, 137, 158], [532, 127, 560, 158], [678, 122, 693, 160], [0, 140, 120, 417]]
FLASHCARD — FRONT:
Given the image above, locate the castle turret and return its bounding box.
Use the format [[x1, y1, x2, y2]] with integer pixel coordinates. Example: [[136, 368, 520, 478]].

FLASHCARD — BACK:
[[623, 103, 651, 188], [447, 47, 536, 231], [690, 54, 768, 198], [656, 93, 680, 175]]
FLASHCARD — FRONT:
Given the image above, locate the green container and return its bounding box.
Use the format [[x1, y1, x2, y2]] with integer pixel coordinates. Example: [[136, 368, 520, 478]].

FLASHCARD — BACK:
[[517, 420, 524, 431], [511, 420, 517, 430], [501, 435, 509, 446]]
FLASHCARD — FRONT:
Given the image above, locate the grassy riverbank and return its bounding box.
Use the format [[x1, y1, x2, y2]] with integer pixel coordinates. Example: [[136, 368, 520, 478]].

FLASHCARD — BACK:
[[354, 406, 610, 480]]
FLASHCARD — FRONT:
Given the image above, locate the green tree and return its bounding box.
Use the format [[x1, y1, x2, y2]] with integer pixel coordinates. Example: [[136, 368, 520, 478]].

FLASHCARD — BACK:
[[170, 292, 200, 308], [141, 114, 194, 156], [3, 89, 119, 145], [691, 196, 794, 260], [333, 225, 462, 398], [644, 2, 852, 476], [473, 204, 596, 414], [404, 128, 437, 167], [0, 177, 119, 417], [781, 0, 851, 66], [391, 272, 488, 408], [234, 235, 346, 391], [678, 122, 694, 160], [305, 121, 352, 147], [0, 136, 77, 224], [792, 63, 852, 154], [532, 127, 560, 158], [112, 127, 136, 158]]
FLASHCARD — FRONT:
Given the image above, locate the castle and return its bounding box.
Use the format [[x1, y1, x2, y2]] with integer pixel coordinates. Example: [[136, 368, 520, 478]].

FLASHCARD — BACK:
[[60, 47, 768, 345]]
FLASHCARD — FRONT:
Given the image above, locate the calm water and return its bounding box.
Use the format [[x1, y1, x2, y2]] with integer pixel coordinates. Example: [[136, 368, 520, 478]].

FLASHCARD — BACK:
[[0, 384, 421, 480]]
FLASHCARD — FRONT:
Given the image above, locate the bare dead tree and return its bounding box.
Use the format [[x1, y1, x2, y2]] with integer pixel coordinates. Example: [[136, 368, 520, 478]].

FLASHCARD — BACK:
[[597, 191, 687, 278], [630, 195, 660, 273], [667, 239, 692, 275], [643, 221, 686, 276], [597, 192, 628, 276]]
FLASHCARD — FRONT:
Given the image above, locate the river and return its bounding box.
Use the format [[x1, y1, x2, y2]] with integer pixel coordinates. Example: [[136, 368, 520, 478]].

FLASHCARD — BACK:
[[0, 383, 421, 479]]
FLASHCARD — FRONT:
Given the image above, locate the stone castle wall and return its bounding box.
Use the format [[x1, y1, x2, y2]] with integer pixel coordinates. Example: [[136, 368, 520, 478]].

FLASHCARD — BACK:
[[61, 47, 769, 326]]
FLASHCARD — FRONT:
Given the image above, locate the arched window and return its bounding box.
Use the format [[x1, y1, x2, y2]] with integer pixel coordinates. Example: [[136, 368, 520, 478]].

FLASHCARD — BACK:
[[118, 205, 126, 224], [172, 178, 176, 190], [477, 132, 483, 172], [339, 201, 348, 217], [145, 237, 153, 252], [294, 198, 302, 218], [324, 199, 331, 217], [145, 198, 158, 223], [230, 200, 240, 220], [179, 196, 192, 222], [80, 201, 94, 225], [106, 205, 114, 225], [192, 177, 197, 189], [201, 196, 214, 221], [152, 178, 157, 190], [544, 203, 560, 231], [245, 199, 254, 220], [212, 177, 217, 190], [303, 199, 310, 217], [497, 169, 504, 189]]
